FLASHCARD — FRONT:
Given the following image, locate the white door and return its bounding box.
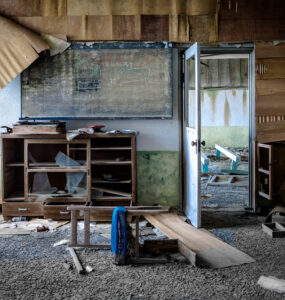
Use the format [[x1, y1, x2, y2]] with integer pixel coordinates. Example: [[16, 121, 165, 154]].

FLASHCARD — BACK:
[[183, 43, 201, 228]]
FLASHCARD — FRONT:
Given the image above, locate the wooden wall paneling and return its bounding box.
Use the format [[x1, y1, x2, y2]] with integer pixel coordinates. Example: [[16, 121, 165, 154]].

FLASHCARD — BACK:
[[186, 0, 217, 16], [141, 15, 169, 41], [112, 0, 141, 15], [256, 58, 285, 80], [256, 121, 285, 144], [67, 0, 112, 16], [189, 14, 217, 43], [169, 14, 189, 42], [219, 0, 285, 42], [255, 42, 285, 59], [142, 0, 174, 15], [256, 95, 285, 116], [112, 15, 140, 40], [66, 0, 89, 16], [86, 16, 112, 40], [256, 79, 285, 97]]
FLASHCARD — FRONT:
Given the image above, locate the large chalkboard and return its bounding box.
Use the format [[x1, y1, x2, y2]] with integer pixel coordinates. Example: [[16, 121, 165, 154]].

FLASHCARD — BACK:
[[21, 47, 173, 119]]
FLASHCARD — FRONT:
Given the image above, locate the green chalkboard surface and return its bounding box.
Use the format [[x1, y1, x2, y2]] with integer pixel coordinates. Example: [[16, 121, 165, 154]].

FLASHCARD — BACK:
[[21, 48, 173, 119]]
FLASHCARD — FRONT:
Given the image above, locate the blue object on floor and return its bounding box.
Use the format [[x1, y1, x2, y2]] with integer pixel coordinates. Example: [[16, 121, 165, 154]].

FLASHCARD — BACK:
[[111, 207, 127, 255]]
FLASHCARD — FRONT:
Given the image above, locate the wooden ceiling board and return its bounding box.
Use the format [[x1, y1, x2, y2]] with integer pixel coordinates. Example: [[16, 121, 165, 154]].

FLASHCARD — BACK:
[[112, 15, 140, 40], [0, 16, 49, 90], [141, 15, 169, 41], [88, 0, 112, 15]]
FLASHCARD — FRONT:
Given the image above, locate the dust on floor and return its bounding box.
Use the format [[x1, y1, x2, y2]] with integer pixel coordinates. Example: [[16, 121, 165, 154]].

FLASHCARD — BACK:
[[0, 212, 284, 300]]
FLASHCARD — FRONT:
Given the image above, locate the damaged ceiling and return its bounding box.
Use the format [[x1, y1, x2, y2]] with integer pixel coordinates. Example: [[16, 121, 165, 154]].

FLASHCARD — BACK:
[[0, 0, 218, 42], [0, 15, 49, 91]]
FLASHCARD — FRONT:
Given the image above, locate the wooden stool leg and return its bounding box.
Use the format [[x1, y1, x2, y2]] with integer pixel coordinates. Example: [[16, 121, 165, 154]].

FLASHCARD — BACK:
[[71, 210, 78, 246], [84, 210, 90, 245], [135, 216, 139, 258]]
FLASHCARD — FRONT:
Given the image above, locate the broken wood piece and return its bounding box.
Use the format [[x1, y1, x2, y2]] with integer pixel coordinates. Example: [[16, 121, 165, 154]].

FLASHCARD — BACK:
[[67, 247, 84, 274], [141, 239, 178, 255], [144, 212, 255, 268], [92, 186, 131, 197], [262, 222, 285, 238], [257, 276, 285, 294]]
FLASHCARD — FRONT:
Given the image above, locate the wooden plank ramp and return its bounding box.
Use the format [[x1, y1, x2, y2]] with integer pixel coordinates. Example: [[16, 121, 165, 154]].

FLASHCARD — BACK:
[[144, 213, 255, 269]]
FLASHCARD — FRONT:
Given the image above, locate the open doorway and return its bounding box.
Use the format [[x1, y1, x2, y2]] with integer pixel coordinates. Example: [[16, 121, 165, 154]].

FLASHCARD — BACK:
[[182, 44, 255, 228], [198, 54, 249, 212]]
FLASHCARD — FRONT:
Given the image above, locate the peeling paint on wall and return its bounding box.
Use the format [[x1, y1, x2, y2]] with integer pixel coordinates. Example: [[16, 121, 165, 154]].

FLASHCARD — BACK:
[[224, 96, 230, 126], [137, 151, 179, 207]]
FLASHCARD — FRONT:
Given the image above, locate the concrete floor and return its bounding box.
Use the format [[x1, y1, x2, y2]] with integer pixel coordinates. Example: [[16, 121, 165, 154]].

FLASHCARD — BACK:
[[0, 212, 284, 300], [201, 148, 249, 210]]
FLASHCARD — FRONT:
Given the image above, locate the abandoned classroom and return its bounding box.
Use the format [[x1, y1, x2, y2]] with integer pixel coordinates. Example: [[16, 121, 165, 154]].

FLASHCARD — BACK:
[[0, 1, 285, 299]]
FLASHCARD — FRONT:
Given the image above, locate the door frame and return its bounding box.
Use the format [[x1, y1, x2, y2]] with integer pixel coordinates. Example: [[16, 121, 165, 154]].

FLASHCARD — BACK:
[[180, 44, 256, 216]]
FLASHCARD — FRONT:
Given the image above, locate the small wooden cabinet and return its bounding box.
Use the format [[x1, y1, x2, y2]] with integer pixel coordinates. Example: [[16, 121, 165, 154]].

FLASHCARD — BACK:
[[1, 133, 136, 220], [257, 142, 285, 202]]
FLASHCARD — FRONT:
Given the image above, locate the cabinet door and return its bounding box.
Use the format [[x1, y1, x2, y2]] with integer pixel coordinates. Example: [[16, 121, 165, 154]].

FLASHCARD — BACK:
[[257, 143, 272, 200]]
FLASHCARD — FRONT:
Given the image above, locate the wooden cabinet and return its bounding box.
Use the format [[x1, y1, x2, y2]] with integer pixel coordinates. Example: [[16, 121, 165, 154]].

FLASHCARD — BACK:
[[257, 142, 285, 202], [1, 133, 136, 220]]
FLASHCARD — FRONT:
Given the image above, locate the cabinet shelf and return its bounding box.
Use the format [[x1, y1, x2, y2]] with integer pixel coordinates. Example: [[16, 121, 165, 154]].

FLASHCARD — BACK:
[[4, 191, 25, 202], [91, 160, 132, 165], [6, 162, 24, 167], [92, 196, 132, 201], [92, 179, 131, 184], [27, 167, 88, 172]]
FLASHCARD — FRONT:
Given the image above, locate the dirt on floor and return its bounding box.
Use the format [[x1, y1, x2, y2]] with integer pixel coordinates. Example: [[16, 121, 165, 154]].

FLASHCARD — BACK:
[[201, 148, 249, 210], [0, 212, 285, 300]]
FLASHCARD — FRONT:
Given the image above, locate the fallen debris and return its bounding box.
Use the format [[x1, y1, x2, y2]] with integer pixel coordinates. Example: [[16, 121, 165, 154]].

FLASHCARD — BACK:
[[53, 239, 69, 247], [257, 276, 285, 294], [262, 222, 285, 238], [85, 266, 93, 273], [67, 247, 84, 274]]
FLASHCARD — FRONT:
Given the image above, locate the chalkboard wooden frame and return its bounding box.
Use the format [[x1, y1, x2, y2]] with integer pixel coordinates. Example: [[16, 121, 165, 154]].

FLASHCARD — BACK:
[[21, 42, 173, 120]]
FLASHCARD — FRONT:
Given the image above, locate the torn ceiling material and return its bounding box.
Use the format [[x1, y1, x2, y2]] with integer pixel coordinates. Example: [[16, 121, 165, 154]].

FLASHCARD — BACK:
[[0, 15, 49, 91]]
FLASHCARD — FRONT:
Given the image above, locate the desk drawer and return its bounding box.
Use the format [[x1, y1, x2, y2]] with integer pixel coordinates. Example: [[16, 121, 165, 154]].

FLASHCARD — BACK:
[[44, 202, 85, 220], [3, 202, 43, 217]]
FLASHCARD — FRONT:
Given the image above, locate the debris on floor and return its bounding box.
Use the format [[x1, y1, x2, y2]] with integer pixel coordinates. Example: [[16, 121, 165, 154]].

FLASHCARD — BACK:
[[0, 218, 69, 235], [257, 276, 285, 294]]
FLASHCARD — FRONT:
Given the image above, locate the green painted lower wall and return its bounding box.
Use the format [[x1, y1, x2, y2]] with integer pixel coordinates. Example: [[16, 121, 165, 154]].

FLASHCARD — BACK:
[[0, 152, 180, 207], [201, 126, 248, 148], [137, 151, 179, 208]]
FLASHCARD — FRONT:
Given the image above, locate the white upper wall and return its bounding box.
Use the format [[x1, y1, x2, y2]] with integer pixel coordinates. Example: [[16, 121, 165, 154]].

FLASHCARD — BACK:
[[0, 76, 21, 128]]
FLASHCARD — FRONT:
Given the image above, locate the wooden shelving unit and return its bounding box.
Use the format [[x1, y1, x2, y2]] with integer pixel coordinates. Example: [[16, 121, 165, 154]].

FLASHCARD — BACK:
[[1, 133, 136, 220]]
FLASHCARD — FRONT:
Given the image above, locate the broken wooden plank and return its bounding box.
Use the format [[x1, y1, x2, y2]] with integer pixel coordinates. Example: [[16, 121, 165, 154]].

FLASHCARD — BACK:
[[257, 276, 285, 294], [92, 186, 131, 197], [67, 247, 84, 274], [262, 222, 285, 238], [144, 213, 255, 268]]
